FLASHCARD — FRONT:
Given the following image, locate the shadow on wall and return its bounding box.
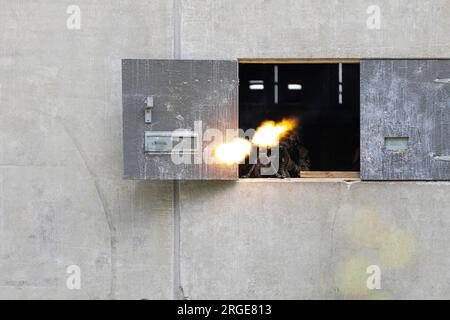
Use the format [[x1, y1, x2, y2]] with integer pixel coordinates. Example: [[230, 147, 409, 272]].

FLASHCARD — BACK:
[[133, 180, 175, 211], [178, 180, 239, 199]]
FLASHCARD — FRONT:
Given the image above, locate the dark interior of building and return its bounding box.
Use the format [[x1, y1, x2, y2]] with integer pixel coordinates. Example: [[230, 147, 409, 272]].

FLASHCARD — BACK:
[[239, 63, 360, 178]]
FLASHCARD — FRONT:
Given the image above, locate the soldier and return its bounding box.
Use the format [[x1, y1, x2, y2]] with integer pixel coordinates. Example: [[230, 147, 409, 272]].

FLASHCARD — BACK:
[[277, 130, 311, 178], [241, 130, 311, 178]]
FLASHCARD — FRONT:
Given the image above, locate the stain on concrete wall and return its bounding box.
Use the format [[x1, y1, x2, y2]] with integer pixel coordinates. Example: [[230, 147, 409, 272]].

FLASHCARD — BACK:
[[335, 210, 416, 299]]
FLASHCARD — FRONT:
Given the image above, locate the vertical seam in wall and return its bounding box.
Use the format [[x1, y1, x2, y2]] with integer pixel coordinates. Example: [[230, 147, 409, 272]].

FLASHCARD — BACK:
[[172, 0, 182, 300], [173, 180, 183, 300], [173, 0, 182, 59]]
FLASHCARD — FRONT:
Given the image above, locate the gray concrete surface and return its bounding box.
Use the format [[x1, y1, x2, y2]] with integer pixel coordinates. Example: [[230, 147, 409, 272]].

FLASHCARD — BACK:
[[180, 0, 450, 59], [0, 0, 450, 299], [180, 180, 450, 299], [0, 0, 174, 300]]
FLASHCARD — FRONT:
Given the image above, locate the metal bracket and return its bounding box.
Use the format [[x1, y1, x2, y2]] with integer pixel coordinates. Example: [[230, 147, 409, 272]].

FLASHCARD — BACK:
[[144, 96, 154, 123], [434, 78, 450, 84], [430, 153, 450, 162]]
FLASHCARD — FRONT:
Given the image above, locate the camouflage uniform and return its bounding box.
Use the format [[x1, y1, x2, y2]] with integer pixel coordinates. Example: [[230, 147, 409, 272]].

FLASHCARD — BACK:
[[242, 131, 311, 178]]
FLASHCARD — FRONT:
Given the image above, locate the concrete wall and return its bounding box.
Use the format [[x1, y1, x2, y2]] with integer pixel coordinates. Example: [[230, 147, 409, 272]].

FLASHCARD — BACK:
[[181, 180, 450, 299], [0, 0, 449, 299]]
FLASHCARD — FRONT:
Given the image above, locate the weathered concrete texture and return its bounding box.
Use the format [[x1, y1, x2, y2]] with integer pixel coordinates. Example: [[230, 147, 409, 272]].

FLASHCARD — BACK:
[[0, 0, 174, 299], [361, 60, 450, 180], [122, 59, 239, 180], [1, 0, 450, 300], [180, 0, 450, 59], [180, 180, 450, 299]]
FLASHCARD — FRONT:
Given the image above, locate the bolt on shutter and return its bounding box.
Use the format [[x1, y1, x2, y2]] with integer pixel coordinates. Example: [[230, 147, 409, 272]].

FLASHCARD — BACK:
[[361, 59, 450, 180], [122, 60, 238, 180]]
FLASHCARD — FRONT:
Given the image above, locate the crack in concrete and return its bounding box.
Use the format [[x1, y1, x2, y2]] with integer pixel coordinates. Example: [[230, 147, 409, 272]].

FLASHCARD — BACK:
[[343, 179, 360, 190], [330, 182, 354, 258], [25, 108, 118, 299], [62, 124, 118, 300], [179, 284, 189, 300]]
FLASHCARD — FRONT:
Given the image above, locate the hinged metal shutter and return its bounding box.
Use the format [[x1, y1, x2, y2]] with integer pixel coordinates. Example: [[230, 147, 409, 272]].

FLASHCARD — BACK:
[[122, 60, 238, 180], [361, 59, 450, 180]]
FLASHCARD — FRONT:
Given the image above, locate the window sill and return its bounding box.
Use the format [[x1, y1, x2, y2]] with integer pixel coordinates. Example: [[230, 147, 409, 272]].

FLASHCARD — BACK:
[[300, 171, 360, 179], [238, 171, 360, 182], [237, 177, 361, 183]]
